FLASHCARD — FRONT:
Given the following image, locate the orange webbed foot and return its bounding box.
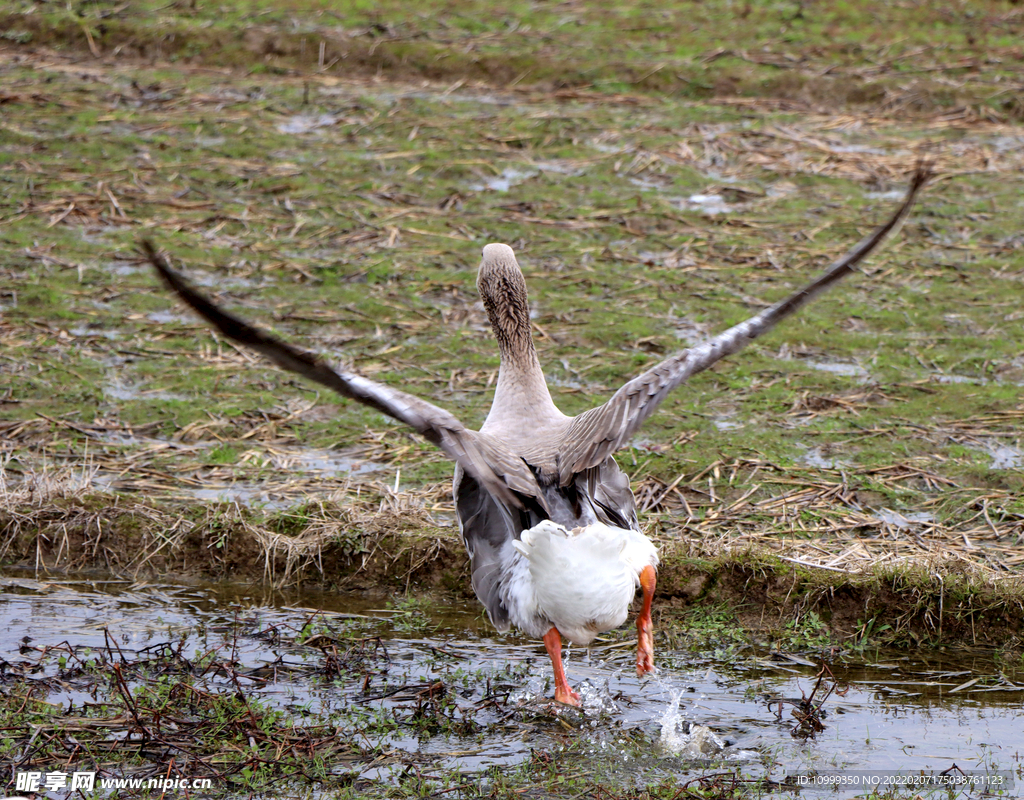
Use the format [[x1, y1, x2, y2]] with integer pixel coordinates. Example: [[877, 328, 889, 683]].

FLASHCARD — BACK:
[[553, 684, 581, 706], [543, 627, 581, 707], [635, 564, 657, 677]]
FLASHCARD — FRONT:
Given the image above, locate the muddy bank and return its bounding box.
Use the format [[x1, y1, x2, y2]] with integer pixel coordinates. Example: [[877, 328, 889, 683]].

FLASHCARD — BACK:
[[3, 490, 1022, 651]]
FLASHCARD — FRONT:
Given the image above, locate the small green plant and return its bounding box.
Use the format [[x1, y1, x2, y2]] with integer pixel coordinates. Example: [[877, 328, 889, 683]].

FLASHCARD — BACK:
[[852, 616, 893, 649], [208, 444, 240, 464], [779, 611, 836, 650], [387, 595, 435, 634]]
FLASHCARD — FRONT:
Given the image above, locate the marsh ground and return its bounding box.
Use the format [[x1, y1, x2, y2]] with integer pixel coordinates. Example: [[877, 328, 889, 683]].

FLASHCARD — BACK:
[[1, 1, 1024, 796], [3, 575, 1023, 799]]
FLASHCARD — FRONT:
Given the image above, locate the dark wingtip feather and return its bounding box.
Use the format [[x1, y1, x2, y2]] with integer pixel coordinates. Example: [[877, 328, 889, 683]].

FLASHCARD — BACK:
[[140, 239, 530, 511], [556, 161, 932, 481]]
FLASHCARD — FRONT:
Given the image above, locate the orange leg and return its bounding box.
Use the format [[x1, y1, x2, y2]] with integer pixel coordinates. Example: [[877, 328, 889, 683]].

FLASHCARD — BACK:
[[542, 627, 580, 706], [636, 565, 657, 676]]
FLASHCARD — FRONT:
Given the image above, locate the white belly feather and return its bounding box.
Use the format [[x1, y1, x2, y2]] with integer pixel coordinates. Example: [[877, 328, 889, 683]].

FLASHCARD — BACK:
[[500, 520, 659, 645]]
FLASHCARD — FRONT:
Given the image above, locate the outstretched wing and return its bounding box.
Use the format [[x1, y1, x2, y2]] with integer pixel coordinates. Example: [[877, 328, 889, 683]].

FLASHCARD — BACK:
[[142, 241, 539, 510], [557, 163, 932, 485]]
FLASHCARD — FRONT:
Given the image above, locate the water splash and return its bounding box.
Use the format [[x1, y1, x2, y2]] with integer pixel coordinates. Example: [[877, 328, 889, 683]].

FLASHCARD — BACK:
[[576, 679, 620, 717], [508, 674, 548, 706], [657, 688, 725, 758]]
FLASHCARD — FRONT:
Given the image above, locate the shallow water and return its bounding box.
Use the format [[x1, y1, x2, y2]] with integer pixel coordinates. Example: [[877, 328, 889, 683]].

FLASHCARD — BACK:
[[468, 167, 537, 193], [798, 446, 848, 469], [276, 113, 341, 134], [673, 193, 734, 215], [803, 359, 870, 379], [1, 572, 1021, 795]]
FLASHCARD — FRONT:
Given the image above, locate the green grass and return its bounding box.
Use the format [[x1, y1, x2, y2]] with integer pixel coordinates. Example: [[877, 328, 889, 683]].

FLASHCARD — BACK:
[[0, 0, 1020, 623], [4, 0, 1023, 117], [2, 9, 1024, 797]]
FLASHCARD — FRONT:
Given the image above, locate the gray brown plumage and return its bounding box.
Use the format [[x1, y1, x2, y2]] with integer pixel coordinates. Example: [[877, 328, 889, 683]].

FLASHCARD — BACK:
[[143, 162, 930, 704]]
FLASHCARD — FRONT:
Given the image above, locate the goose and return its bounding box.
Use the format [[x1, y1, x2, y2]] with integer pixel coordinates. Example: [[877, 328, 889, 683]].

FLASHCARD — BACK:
[[142, 164, 928, 706]]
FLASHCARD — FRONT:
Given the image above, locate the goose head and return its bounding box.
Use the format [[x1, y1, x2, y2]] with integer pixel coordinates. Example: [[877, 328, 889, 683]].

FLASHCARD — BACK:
[[478, 243, 534, 361]]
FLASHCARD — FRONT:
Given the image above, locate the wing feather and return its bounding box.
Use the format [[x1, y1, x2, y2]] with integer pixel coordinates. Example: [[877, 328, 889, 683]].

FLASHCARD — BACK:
[[142, 241, 538, 510], [558, 162, 932, 484]]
